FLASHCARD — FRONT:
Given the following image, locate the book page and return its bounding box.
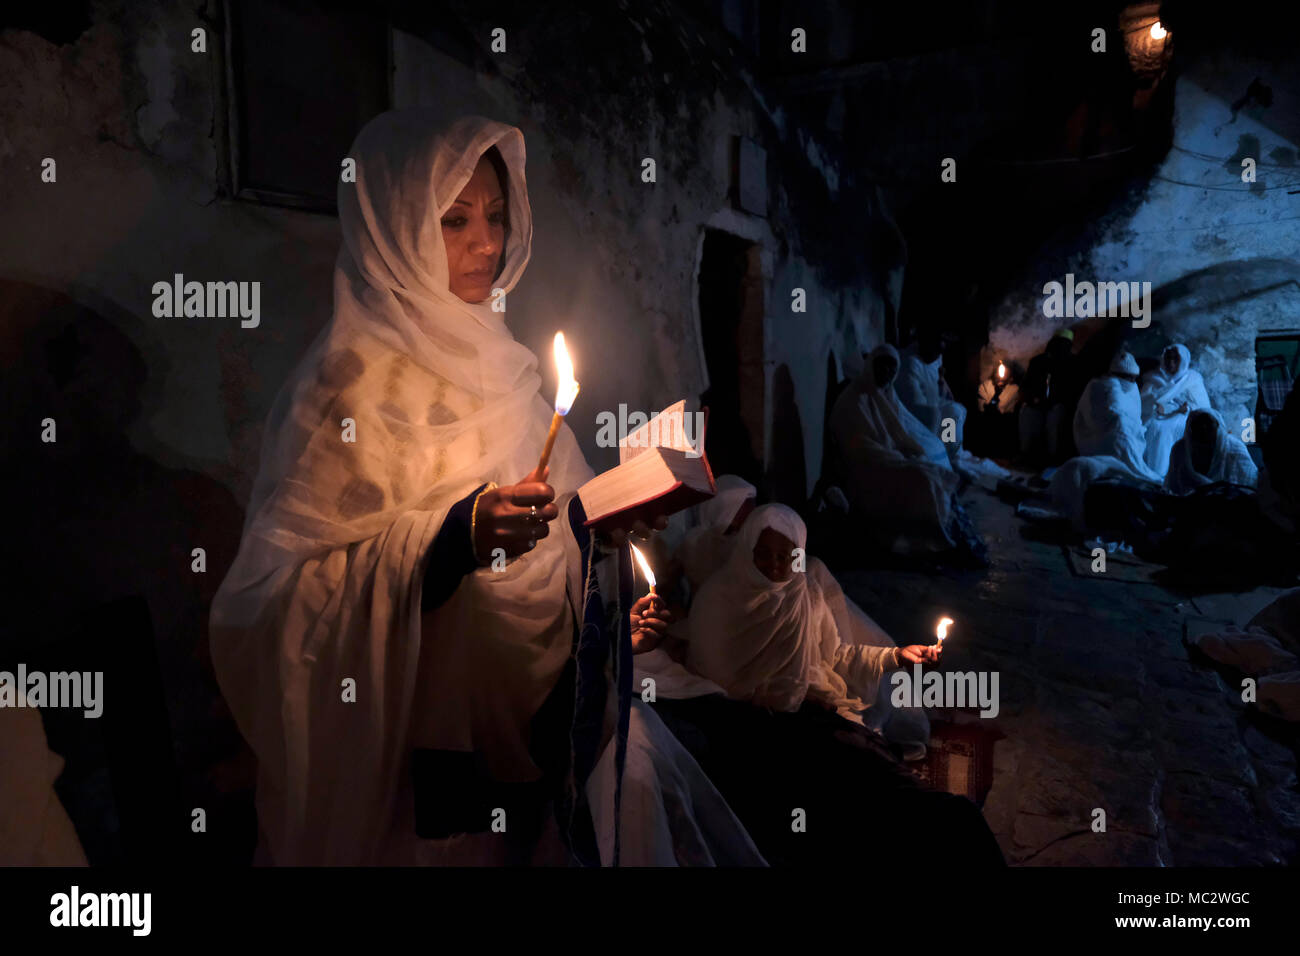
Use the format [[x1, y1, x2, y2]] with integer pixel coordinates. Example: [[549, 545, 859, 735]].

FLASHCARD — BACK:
[[619, 399, 695, 466]]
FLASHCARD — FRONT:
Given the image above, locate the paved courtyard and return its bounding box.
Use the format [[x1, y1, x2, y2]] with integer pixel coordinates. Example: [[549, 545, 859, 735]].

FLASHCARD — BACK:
[[834, 486, 1300, 866]]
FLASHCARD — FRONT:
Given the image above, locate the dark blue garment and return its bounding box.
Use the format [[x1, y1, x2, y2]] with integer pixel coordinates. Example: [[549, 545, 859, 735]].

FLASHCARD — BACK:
[[559, 495, 634, 866], [412, 491, 634, 866], [419, 483, 485, 612]]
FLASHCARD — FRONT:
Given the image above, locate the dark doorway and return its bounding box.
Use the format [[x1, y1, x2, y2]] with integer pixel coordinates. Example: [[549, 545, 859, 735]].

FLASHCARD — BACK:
[[698, 229, 765, 492]]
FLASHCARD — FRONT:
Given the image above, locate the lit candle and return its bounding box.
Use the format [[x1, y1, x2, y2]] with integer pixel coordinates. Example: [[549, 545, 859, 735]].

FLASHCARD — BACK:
[[996, 362, 1006, 382], [536, 332, 580, 475], [630, 542, 657, 596], [935, 616, 954, 655]]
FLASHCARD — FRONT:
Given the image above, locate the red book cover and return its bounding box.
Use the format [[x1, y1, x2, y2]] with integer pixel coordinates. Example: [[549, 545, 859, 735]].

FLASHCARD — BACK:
[[582, 406, 716, 530]]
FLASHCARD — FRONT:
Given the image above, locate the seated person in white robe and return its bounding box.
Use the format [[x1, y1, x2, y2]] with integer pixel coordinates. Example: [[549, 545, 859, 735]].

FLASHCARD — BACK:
[[897, 330, 966, 463], [1165, 409, 1258, 495], [1140, 344, 1211, 477], [1073, 350, 1162, 483], [637, 504, 1005, 866], [829, 345, 962, 553]]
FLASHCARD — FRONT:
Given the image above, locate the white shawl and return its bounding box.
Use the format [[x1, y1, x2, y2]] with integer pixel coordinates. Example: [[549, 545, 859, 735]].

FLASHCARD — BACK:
[[831, 344, 930, 464], [1140, 344, 1211, 475], [686, 504, 897, 723], [677, 474, 756, 590], [1073, 355, 1162, 483], [1165, 410, 1259, 495], [209, 112, 595, 865], [1141, 345, 1209, 417]]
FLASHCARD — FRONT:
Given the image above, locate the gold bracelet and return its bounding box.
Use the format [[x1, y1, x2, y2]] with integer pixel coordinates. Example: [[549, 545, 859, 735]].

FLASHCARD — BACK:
[[470, 482, 498, 564]]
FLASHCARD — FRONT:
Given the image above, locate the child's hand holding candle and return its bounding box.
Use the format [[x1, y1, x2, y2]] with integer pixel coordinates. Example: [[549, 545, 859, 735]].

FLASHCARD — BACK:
[[892, 616, 952, 667]]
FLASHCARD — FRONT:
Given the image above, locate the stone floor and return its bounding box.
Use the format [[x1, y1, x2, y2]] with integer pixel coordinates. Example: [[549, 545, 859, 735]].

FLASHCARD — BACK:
[[834, 485, 1300, 866]]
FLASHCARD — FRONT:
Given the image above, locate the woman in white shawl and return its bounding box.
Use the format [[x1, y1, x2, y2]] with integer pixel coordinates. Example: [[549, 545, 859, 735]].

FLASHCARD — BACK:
[[1141, 344, 1211, 476], [829, 345, 961, 553], [209, 112, 757, 867], [1165, 410, 1258, 495], [1073, 350, 1162, 483], [658, 504, 1004, 866]]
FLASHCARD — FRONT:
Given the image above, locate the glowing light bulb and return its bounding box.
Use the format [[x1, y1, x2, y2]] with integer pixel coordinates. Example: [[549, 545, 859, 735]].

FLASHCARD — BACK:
[[1150, 21, 1167, 40]]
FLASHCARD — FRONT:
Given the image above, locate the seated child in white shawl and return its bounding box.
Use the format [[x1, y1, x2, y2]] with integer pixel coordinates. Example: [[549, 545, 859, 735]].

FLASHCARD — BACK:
[[1141, 344, 1210, 476], [640, 504, 1005, 867], [1165, 410, 1258, 495]]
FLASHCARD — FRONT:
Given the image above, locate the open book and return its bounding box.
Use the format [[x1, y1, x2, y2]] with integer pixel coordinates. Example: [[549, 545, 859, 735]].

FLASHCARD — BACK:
[[577, 400, 716, 530]]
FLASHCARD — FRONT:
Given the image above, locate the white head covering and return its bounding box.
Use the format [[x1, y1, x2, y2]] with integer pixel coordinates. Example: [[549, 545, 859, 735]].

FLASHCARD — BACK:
[[1109, 350, 1140, 377], [1166, 409, 1259, 494], [696, 475, 756, 532], [1142, 343, 1205, 410], [832, 344, 927, 461], [686, 504, 862, 714], [210, 113, 593, 865], [1162, 344, 1192, 384]]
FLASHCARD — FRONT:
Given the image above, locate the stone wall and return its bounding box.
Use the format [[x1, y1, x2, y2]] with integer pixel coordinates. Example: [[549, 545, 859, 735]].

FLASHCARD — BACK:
[[0, 0, 901, 506], [987, 50, 1300, 428]]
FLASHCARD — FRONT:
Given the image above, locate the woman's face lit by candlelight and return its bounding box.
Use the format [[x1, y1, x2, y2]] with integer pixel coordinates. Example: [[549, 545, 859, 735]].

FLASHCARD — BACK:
[[753, 528, 796, 583], [442, 154, 507, 303]]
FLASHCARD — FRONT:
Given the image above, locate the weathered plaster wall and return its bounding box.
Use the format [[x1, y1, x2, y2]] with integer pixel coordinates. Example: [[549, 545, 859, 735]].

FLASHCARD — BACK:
[[1, 0, 898, 507], [987, 51, 1300, 427]]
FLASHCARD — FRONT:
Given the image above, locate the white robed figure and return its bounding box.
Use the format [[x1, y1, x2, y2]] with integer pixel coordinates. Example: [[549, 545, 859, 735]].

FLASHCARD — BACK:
[[1140, 344, 1211, 477], [829, 345, 960, 552], [1073, 351, 1162, 483], [1165, 409, 1258, 495], [208, 111, 758, 867], [686, 504, 938, 726], [897, 340, 966, 462]]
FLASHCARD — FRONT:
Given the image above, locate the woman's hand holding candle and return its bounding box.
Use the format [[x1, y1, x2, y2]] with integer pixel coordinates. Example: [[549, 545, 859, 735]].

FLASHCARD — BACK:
[[472, 465, 559, 563]]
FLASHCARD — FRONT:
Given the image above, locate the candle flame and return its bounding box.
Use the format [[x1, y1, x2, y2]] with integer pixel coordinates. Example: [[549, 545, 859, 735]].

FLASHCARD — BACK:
[[997, 362, 1006, 380], [553, 332, 580, 415], [630, 542, 656, 589], [1149, 21, 1167, 40], [936, 616, 954, 642]]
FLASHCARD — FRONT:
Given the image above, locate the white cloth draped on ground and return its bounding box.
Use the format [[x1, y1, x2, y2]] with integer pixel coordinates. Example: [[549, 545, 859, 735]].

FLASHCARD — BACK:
[[686, 504, 901, 725], [1049, 455, 1162, 534], [586, 698, 767, 865], [897, 344, 966, 459], [1187, 589, 1300, 722], [677, 475, 756, 591], [1165, 410, 1258, 495], [829, 345, 960, 551], [0, 696, 88, 866], [1140, 345, 1211, 476], [1073, 354, 1162, 483]]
